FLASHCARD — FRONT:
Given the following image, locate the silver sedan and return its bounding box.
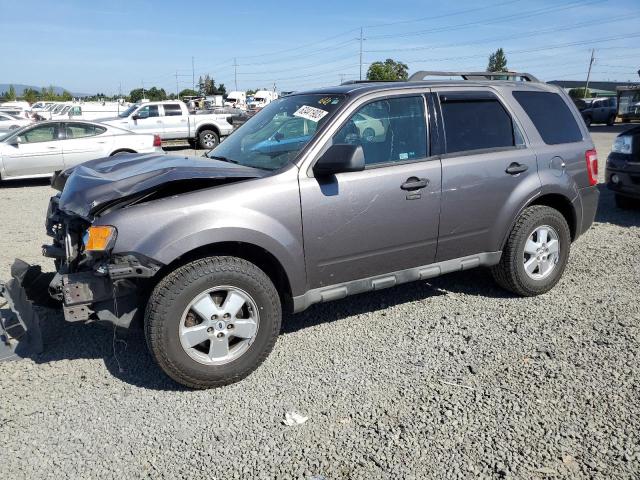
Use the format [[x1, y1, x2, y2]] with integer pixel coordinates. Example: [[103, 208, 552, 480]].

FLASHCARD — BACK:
[[0, 120, 163, 181]]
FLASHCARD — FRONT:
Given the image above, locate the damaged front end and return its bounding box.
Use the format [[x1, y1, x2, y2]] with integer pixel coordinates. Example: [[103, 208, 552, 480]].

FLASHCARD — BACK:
[[44, 194, 161, 327]]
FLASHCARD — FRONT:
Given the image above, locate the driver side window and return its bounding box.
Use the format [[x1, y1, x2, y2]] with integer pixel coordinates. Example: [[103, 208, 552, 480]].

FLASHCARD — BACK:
[[137, 105, 159, 119], [333, 96, 427, 166]]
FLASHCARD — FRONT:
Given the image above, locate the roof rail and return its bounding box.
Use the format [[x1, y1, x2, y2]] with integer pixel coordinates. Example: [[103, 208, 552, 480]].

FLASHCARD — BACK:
[[408, 71, 539, 82]]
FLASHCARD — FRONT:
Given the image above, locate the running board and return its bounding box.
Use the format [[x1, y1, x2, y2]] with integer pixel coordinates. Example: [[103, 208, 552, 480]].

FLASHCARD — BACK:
[[292, 252, 501, 312]]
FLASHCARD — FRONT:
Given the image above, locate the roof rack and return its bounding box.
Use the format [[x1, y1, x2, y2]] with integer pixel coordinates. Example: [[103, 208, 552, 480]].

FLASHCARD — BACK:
[[408, 71, 539, 82]]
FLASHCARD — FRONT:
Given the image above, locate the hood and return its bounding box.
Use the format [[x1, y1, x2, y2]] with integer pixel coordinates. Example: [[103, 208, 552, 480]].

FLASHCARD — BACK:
[[55, 153, 268, 219]]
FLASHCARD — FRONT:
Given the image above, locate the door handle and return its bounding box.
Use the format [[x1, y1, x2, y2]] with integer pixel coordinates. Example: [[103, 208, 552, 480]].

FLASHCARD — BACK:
[[47, 146, 57, 150], [400, 177, 429, 190], [505, 162, 528, 175], [156, 121, 162, 124]]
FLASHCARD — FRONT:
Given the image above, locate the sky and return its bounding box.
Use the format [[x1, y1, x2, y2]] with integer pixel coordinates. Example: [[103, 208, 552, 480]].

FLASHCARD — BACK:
[[1, 0, 639, 95]]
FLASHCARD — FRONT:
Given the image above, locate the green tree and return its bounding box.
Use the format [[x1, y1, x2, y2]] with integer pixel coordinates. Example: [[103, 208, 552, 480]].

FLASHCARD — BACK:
[[61, 90, 73, 101], [128, 88, 144, 103], [487, 48, 508, 72], [23, 88, 38, 104], [246, 89, 257, 97], [568, 87, 592, 99], [216, 83, 227, 96], [3, 84, 16, 101], [179, 88, 198, 98], [366, 59, 409, 81]]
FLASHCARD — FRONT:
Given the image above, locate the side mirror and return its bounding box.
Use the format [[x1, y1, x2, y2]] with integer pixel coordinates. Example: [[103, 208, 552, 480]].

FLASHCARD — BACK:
[[12, 136, 23, 146], [313, 144, 365, 177], [132, 114, 140, 121]]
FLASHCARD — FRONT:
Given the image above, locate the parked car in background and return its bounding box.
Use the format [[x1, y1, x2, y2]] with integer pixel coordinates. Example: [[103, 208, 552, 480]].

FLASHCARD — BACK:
[[0, 120, 162, 181], [617, 86, 640, 123], [247, 90, 279, 111], [0, 112, 32, 132], [99, 101, 233, 149], [606, 125, 640, 208], [17, 72, 599, 388], [577, 97, 617, 126], [0, 102, 32, 119]]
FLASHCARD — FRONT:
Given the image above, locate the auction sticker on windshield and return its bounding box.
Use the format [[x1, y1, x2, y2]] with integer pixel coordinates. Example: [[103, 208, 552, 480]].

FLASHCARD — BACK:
[[293, 105, 329, 122]]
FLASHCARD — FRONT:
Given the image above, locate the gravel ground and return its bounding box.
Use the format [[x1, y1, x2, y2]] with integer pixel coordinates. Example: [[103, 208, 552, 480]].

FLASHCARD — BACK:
[[0, 126, 638, 479]]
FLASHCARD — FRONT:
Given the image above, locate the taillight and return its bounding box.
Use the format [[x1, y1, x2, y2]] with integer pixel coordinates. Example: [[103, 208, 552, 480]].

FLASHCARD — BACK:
[[153, 134, 162, 147], [585, 149, 598, 186]]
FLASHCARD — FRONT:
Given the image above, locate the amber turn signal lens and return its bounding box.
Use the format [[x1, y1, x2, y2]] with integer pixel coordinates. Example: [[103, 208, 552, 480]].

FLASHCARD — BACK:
[[85, 226, 116, 251]]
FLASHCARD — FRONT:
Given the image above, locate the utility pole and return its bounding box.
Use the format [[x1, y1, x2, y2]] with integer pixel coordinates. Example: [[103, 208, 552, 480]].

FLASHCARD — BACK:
[[339, 73, 346, 84], [176, 71, 179, 99], [142, 80, 145, 99], [584, 49, 595, 98], [233, 57, 238, 91], [358, 27, 366, 81], [192, 56, 195, 92]]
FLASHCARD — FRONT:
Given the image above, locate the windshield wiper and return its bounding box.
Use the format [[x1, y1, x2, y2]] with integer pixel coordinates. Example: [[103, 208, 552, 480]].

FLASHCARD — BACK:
[[208, 155, 239, 165]]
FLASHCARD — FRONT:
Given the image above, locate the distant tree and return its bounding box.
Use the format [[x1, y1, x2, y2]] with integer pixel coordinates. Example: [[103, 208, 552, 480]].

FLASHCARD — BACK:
[[246, 89, 257, 97], [179, 88, 198, 98], [487, 48, 508, 72], [216, 83, 227, 96], [3, 84, 16, 101], [61, 90, 73, 101], [366, 59, 409, 81], [128, 88, 144, 103], [41, 86, 58, 101], [568, 87, 592, 99], [146, 87, 167, 101], [23, 88, 38, 104]]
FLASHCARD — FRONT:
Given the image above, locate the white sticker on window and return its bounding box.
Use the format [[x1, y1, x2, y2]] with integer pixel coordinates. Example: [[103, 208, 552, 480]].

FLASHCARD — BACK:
[[399, 153, 409, 160], [293, 105, 329, 123]]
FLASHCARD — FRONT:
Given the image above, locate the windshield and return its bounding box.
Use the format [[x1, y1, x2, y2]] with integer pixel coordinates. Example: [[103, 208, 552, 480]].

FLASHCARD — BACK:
[[0, 124, 32, 143], [207, 93, 343, 171], [118, 104, 139, 118]]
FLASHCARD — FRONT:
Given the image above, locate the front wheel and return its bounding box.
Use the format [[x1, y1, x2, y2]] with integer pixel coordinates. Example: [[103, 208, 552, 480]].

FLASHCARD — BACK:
[[491, 206, 571, 296], [145, 256, 282, 389], [198, 129, 219, 149]]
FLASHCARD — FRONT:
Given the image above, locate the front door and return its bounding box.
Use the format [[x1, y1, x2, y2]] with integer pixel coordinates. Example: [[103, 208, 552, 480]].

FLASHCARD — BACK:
[[2, 123, 64, 177], [131, 104, 163, 136], [299, 95, 441, 289], [434, 89, 540, 261]]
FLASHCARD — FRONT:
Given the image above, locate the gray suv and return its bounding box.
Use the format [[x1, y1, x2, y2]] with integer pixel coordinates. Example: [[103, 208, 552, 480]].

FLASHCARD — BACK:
[[4, 71, 600, 388]]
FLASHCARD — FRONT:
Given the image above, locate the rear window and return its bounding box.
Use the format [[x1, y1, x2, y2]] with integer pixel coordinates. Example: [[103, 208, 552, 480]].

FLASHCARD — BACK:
[[513, 91, 582, 145], [440, 95, 517, 154]]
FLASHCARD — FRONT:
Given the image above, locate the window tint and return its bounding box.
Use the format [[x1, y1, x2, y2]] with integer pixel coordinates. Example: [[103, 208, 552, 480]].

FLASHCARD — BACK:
[[512, 91, 582, 145], [22, 124, 59, 143], [440, 96, 516, 154], [137, 105, 159, 118], [333, 96, 427, 166], [163, 104, 182, 116], [65, 123, 106, 139]]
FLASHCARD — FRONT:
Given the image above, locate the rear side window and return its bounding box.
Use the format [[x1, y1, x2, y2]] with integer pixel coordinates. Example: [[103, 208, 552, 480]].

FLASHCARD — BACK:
[[163, 104, 182, 116], [512, 91, 582, 145], [440, 94, 516, 154]]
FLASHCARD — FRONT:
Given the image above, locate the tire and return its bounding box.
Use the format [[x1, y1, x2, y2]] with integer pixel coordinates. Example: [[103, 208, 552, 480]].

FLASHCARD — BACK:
[[615, 194, 637, 210], [491, 205, 571, 297], [145, 256, 281, 389], [606, 114, 616, 126], [198, 129, 219, 149], [584, 116, 592, 127]]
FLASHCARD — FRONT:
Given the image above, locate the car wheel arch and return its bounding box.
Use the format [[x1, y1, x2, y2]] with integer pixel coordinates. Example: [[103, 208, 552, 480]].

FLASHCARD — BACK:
[[196, 124, 221, 137], [110, 149, 136, 156], [500, 192, 578, 251], [151, 241, 294, 313]]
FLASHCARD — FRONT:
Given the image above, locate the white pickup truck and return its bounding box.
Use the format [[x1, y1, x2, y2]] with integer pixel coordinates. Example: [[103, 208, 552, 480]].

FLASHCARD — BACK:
[[99, 101, 234, 149]]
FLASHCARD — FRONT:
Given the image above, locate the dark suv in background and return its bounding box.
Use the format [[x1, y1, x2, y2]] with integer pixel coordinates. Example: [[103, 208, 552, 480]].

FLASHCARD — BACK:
[[606, 125, 640, 208], [3, 71, 600, 388], [577, 97, 618, 126]]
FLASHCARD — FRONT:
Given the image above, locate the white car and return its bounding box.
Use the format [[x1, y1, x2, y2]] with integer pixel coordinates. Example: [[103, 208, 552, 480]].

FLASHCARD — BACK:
[[0, 112, 32, 132], [0, 120, 163, 181]]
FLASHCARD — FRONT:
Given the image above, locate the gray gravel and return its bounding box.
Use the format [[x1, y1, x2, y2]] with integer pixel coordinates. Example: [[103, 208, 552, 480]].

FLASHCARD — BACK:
[[1, 126, 639, 479]]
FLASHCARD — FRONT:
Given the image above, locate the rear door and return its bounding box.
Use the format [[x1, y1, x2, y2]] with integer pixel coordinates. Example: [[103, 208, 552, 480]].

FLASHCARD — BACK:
[[61, 122, 110, 168], [434, 88, 540, 261], [299, 94, 442, 288], [2, 123, 64, 177], [160, 103, 188, 139]]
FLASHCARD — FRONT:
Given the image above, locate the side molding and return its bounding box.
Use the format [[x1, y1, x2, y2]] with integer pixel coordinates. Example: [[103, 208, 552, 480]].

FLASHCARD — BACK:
[[292, 251, 502, 312]]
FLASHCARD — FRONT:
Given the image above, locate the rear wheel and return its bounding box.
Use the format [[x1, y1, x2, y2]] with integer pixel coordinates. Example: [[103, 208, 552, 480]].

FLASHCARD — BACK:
[[145, 256, 281, 389], [491, 206, 571, 296], [584, 116, 592, 127], [606, 114, 616, 126], [198, 129, 219, 149]]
